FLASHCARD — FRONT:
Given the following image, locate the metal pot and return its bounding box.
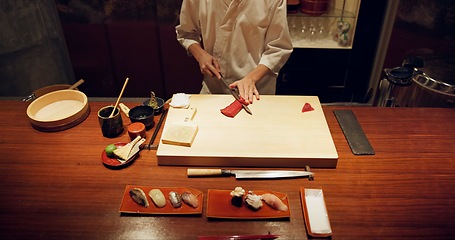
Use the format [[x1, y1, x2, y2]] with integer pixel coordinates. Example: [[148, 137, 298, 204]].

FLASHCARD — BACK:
[[376, 56, 455, 107], [399, 57, 455, 107]]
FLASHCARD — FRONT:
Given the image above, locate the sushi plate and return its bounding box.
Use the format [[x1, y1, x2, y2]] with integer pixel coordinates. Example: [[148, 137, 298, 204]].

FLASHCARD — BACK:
[[206, 189, 290, 219], [119, 185, 203, 215]]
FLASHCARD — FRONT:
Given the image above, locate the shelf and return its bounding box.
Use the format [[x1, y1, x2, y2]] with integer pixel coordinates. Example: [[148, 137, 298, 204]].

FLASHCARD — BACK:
[[286, 0, 360, 49], [291, 38, 352, 49], [288, 16, 355, 49], [287, 9, 356, 19]]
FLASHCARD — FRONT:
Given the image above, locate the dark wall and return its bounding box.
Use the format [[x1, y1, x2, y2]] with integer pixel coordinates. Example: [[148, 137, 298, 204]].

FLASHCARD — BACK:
[[56, 0, 201, 100], [383, 0, 455, 68], [0, 0, 74, 97]]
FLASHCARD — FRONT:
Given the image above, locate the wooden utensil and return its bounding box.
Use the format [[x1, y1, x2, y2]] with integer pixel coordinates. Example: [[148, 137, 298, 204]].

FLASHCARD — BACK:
[[68, 79, 85, 90], [109, 77, 129, 118]]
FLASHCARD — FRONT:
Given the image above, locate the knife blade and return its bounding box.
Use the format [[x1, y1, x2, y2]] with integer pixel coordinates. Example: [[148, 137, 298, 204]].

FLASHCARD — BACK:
[[219, 77, 252, 115], [187, 169, 314, 179]]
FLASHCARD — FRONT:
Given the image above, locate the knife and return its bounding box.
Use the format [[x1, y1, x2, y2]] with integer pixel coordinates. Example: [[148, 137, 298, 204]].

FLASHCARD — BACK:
[[187, 169, 314, 179], [219, 76, 253, 115]]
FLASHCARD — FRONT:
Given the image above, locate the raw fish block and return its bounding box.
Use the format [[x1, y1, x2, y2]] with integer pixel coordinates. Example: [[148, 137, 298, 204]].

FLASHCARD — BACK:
[[220, 97, 249, 118]]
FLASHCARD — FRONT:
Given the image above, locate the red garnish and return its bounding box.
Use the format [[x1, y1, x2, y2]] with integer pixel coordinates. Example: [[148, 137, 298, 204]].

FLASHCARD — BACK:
[[302, 102, 314, 113]]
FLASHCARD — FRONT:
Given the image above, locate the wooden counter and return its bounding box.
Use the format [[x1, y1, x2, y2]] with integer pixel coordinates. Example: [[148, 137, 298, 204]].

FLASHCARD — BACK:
[[0, 100, 454, 239]]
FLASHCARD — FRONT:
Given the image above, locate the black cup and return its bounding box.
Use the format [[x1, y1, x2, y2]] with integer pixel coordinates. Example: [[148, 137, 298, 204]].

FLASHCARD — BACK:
[[98, 106, 123, 138], [129, 105, 155, 130]]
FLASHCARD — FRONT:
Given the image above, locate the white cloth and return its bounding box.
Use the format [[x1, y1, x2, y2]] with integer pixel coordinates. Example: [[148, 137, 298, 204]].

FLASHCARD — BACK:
[[176, 0, 293, 95], [169, 93, 190, 108]]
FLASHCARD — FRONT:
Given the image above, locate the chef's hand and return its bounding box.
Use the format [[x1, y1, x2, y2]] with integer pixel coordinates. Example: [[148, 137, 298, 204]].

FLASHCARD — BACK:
[[188, 43, 221, 79], [230, 64, 271, 103], [231, 77, 260, 104]]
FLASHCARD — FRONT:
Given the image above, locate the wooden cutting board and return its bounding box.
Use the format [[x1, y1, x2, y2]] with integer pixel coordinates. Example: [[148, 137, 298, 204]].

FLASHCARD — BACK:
[[157, 95, 338, 168]]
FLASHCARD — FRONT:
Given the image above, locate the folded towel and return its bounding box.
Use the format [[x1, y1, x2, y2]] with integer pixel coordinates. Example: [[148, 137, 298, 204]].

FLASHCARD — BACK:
[[169, 93, 190, 109]]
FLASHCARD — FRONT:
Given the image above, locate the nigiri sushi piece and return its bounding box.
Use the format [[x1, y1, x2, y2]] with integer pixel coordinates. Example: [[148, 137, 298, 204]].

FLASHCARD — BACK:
[[149, 189, 166, 208], [261, 193, 288, 212], [129, 188, 149, 208], [230, 187, 245, 207], [169, 191, 182, 208], [181, 191, 199, 208], [245, 191, 262, 211]]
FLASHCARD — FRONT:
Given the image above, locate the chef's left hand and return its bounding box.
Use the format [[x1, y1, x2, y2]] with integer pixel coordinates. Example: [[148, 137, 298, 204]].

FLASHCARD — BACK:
[[231, 77, 260, 103]]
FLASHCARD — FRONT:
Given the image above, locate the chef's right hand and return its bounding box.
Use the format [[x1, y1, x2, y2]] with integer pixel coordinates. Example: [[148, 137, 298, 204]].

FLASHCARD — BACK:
[[188, 43, 221, 79], [197, 52, 221, 79]]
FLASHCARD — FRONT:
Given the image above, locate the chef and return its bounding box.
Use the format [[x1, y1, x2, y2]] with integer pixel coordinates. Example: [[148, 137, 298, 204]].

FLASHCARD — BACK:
[[175, 0, 293, 104]]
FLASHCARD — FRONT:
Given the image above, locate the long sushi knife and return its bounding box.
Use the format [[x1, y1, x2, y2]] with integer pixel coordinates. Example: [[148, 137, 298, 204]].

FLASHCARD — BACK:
[[219, 76, 252, 115], [187, 169, 314, 179]]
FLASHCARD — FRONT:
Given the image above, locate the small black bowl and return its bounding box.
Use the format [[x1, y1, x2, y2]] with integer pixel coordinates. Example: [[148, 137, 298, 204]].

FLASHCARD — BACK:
[[129, 105, 155, 129], [143, 97, 164, 115]]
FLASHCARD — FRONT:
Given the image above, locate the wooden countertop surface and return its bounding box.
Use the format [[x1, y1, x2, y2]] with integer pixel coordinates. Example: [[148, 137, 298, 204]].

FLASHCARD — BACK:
[[0, 99, 454, 239]]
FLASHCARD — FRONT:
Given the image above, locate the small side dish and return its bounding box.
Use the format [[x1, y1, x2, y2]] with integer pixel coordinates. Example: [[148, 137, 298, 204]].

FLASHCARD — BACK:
[[300, 187, 332, 237], [101, 142, 139, 168]]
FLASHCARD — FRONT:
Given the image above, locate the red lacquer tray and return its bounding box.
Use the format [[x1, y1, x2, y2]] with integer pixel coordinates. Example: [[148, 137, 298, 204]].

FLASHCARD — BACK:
[[206, 189, 290, 219], [119, 185, 203, 215]]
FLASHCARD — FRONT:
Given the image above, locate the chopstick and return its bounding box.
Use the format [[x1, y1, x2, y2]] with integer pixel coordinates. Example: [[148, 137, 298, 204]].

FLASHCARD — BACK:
[[109, 77, 129, 118], [145, 108, 168, 149], [198, 234, 279, 240]]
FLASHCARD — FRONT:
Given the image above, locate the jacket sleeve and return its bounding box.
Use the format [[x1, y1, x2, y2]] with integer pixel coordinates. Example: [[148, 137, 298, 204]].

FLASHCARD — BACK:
[[259, 0, 293, 75], [175, 0, 201, 54]]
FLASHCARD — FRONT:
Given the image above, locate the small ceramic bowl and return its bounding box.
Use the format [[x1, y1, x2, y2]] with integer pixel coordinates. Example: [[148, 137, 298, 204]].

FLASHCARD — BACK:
[[127, 122, 146, 140], [143, 97, 164, 115], [128, 105, 155, 129]]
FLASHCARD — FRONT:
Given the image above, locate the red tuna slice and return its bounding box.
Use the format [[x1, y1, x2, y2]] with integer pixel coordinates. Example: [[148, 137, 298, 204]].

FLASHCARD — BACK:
[[302, 102, 314, 113], [220, 97, 249, 118], [221, 99, 243, 118]]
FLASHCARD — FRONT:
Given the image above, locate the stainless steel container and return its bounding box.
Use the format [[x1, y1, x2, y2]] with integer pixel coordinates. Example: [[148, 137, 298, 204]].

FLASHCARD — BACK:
[[377, 56, 455, 108], [398, 57, 455, 107]]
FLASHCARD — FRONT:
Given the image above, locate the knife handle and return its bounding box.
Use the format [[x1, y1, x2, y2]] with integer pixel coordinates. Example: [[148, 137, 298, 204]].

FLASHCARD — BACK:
[[188, 168, 225, 177]]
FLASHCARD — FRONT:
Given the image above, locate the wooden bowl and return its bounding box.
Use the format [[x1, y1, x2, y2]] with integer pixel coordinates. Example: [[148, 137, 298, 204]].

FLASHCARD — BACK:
[[26, 89, 90, 132]]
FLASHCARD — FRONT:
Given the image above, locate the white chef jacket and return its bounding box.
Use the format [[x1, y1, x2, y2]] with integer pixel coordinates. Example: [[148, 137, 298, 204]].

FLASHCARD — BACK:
[[176, 0, 293, 94]]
